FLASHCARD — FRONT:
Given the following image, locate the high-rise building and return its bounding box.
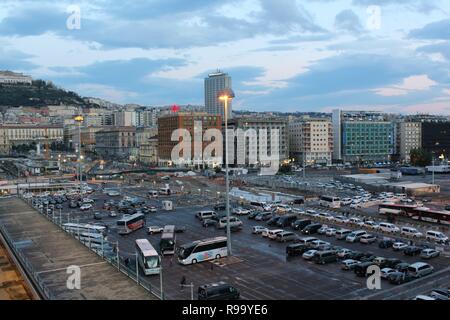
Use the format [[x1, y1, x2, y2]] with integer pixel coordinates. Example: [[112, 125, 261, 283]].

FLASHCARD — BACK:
[[395, 121, 422, 163], [205, 70, 232, 120], [289, 118, 333, 166], [332, 110, 394, 163], [157, 112, 222, 167], [421, 121, 450, 159]]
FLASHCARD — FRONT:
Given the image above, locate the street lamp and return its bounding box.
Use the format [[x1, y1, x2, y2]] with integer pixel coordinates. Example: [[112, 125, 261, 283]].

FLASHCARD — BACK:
[[218, 88, 235, 256]]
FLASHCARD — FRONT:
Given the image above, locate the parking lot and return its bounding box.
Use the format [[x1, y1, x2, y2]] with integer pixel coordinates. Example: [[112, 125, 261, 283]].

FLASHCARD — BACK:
[[24, 180, 450, 300]]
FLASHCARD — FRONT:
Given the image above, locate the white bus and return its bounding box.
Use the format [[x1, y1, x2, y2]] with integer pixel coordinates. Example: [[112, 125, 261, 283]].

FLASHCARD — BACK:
[[177, 237, 227, 265], [135, 239, 161, 275], [117, 213, 145, 235], [320, 196, 341, 208], [62, 223, 107, 236]]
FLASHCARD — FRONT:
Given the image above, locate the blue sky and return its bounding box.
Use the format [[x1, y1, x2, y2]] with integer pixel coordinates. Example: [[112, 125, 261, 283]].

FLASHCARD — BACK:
[[0, 0, 449, 114]]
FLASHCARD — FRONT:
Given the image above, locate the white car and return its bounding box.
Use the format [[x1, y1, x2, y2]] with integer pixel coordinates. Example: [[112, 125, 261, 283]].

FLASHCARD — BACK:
[[148, 206, 157, 212], [147, 226, 163, 234], [420, 248, 440, 259], [107, 191, 120, 197], [267, 229, 284, 240], [252, 226, 268, 235], [359, 234, 377, 244], [349, 217, 364, 226], [400, 227, 423, 238], [334, 215, 349, 224], [341, 259, 360, 270], [380, 268, 396, 279], [302, 250, 318, 260], [109, 211, 117, 217], [309, 239, 330, 249], [392, 242, 408, 251], [341, 198, 353, 206], [318, 225, 329, 235], [233, 208, 251, 215], [364, 220, 379, 230], [350, 203, 361, 209], [325, 228, 337, 237], [80, 204, 92, 211], [82, 198, 95, 204]]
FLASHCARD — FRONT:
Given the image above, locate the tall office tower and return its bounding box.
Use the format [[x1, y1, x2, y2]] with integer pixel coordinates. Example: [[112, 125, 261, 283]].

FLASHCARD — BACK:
[[205, 70, 232, 120], [332, 109, 342, 162]]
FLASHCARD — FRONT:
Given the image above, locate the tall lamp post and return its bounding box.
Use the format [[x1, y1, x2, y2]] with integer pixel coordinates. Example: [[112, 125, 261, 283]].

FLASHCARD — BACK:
[[218, 88, 235, 256], [74, 114, 84, 188]]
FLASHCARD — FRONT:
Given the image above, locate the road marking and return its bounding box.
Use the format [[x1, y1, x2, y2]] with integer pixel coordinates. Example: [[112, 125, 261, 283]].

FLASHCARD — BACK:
[[36, 261, 108, 275]]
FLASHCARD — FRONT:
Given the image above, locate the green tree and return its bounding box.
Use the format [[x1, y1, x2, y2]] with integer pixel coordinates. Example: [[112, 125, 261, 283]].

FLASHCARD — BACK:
[[410, 148, 432, 167]]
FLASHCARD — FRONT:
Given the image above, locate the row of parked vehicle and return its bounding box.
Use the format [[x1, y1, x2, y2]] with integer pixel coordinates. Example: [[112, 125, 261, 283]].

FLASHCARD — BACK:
[[282, 235, 436, 285]]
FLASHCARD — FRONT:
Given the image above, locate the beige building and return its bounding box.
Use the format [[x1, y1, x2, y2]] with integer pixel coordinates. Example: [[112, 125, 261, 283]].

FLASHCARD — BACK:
[[289, 118, 333, 165], [139, 136, 158, 165], [396, 121, 422, 163], [0, 125, 63, 154], [95, 127, 137, 160], [0, 71, 32, 85]]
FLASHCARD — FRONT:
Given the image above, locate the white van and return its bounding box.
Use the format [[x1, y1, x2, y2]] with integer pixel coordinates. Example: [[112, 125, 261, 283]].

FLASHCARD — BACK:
[[400, 227, 423, 238], [378, 222, 400, 233], [346, 230, 367, 243], [407, 262, 434, 278], [159, 187, 171, 195], [426, 231, 449, 243], [335, 229, 352, 240], [217, 217, 243, 229], [196, 210, 216, 220]]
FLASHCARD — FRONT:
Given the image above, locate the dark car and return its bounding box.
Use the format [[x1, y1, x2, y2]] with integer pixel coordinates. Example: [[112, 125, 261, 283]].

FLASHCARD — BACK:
[[360, 254, 376, 262], [378, 239, 394, 249], [292, 219, 311, 230], [395, 262, 410, 273], [403, 246, 422, 256], [302, 223, 322, 235], [354, 262, 377, 277], [388, 272, 414, 285], [203, 219, 217, 228], [267, 216, 281, 226], [214, 203, 227, 211], [93, 212, 102, 220], [198, 282, 240, 300], [276, 215, 297, 228], [175, 226, 186, 233], [383, 258, 402, 269], [286, 244, 309, 257], [348, 251, 365, 260]]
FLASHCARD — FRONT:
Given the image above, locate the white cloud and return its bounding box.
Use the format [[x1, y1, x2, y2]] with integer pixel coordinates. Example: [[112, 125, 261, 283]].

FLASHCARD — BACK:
[[373, 74, 437, 96]]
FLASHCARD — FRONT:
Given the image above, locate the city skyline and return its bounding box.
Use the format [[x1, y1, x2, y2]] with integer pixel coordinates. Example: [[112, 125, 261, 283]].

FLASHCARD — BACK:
[[0, 1, 449, 114]]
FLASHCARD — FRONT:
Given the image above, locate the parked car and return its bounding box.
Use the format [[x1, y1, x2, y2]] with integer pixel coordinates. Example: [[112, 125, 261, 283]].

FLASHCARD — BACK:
[[267, 216, 281, 226], [341, 259, 360, 270], [337, 248, 353, 259], [198, 282, 239, 300], [335, 229, 352, 240], [248, 211, 261, 219], [233, 208, 251, 216], [378, 239, 395, 249], [395, 262, 410, 273], [380, 268, 396, 279], [109, 211, 117, 217], [325, 228, 337, 237], [255, 212, 272, 221], [267, 229, 284, 240], [346, 230, 367, 243], [430, 288, 450, 300], [392, 242, 408, 251], [360, 234, 377, 244], [276, 231, 297, 243], [403, 246, 422, 256], [388, 272, 414, 285], [378, 222, 400, 233], [426, 231, 449, 244], [312, 250, 338, 265], [252, 226, 268, 234], [401, 227, 423, 238], [309, 239, 330, 249], [354, 262, 377, 277], [420, 248, 440, 259], [286, 244, 309, 257], [203, 219, 217, 228], [407, 262, 434, 278], [364, 220, 379, 230], [93, 212, 102, 220], [217, 217, 243, 229], [291, 219, 311, 230], [80, 204, 92, 211], [296, 237, 318, 247], [196, 210, 216, 220], [318, 225, 329, 235], [383, 258, 402, 269], [213, 203, 226, 211], [147, 226, 163, 234], [276, 215, 297, 228], [302, 250, 318, 260], [302, 223, 322, 235]]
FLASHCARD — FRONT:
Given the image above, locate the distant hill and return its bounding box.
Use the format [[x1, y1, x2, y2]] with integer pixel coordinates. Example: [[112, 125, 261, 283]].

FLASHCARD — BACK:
[[0, 80, 87, 107]]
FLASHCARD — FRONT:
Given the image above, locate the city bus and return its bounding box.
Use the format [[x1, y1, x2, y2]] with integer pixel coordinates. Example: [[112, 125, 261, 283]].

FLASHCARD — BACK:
[[135, 239, 161, 275], [319, 196, 341, 208], [62, 223, 107, 236], [378, 203, 450, 225], [177, 236, 227, 265], [117, 213, 145, 235], [159, 225, 176, 255]]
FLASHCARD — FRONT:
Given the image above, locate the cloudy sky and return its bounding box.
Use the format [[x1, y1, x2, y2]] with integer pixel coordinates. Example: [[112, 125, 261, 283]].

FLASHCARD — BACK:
[[1, 0, 449, 114]]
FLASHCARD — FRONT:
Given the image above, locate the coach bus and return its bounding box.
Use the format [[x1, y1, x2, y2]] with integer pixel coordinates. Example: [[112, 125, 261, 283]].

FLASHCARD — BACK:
[[159, 225, 176, 255], [177, 236, 227, 265], [135, 239, 161, 275], [319, 196, 341, 208], [62, 223, 107, 236], [117, 213, 145, 235]]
